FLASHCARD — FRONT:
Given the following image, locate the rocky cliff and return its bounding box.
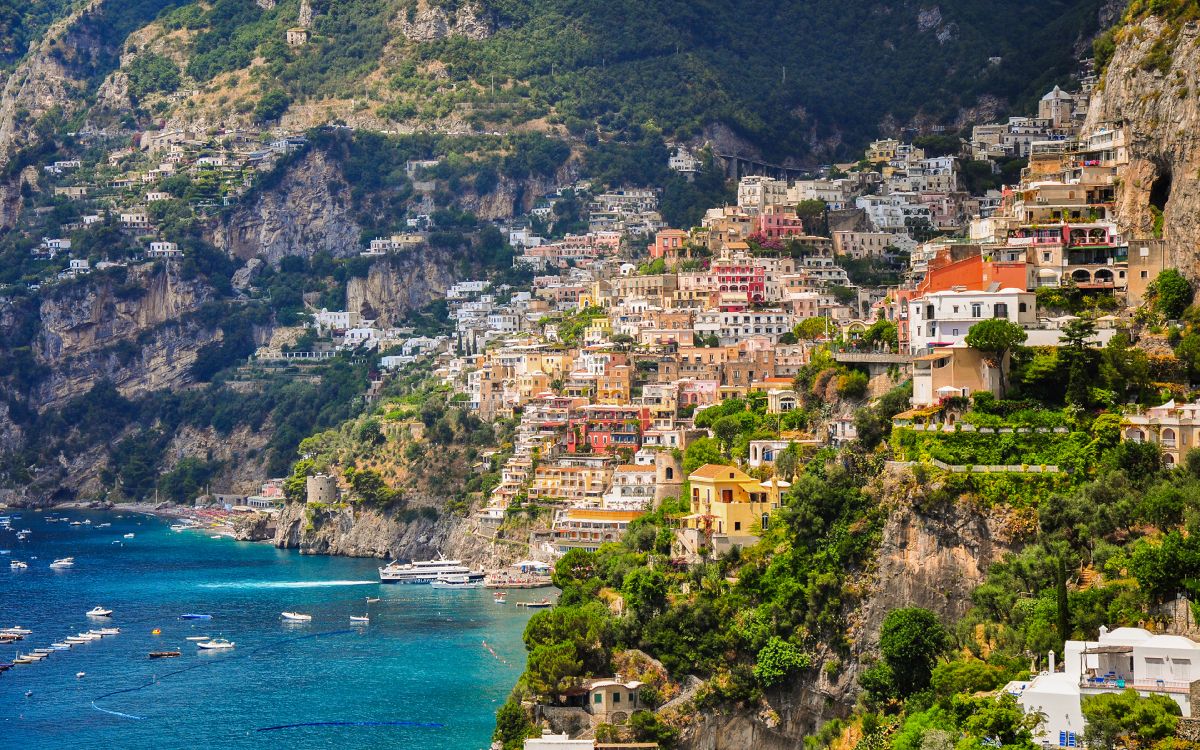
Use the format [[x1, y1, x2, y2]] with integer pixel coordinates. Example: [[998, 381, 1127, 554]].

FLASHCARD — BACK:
[[30, 264, 217, 408], [1087, 15, 1200, 276], [211, 148, 362, 265], [671, 466, 1026, 750], [273, 500, 463, 562], [345, 249, 461, 325]]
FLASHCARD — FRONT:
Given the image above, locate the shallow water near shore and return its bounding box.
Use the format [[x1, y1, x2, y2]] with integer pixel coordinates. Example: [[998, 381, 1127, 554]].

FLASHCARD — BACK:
[[0, 510, 532, 749]]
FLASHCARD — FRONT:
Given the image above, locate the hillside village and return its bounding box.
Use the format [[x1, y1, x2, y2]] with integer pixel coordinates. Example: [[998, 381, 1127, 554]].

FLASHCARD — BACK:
[[5, 62, 1200, 750]]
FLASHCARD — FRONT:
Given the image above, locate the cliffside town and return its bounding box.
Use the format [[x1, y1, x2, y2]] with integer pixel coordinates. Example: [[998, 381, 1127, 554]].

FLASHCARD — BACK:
[[5, 2, 1200, 750]]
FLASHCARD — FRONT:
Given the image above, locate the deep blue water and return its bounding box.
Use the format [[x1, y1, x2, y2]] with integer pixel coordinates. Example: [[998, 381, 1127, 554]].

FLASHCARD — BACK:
[[0, 510, 537, 749]]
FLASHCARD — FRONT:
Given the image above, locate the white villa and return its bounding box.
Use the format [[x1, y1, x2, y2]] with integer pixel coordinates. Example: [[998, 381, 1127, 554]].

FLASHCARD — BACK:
[[1005, 627, 1200, 748]]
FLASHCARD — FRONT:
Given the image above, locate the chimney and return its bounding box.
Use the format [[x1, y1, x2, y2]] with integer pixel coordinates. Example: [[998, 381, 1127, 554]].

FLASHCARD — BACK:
[[1049, 650, 1056, 673]]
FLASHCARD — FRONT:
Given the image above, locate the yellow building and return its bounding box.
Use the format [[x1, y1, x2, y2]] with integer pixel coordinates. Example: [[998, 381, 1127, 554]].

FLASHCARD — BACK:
[[683, 464, 787, 536]]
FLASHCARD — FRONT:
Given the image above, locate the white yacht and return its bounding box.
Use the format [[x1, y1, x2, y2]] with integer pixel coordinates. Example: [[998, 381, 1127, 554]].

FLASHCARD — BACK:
[[9, 560, 27, 569], [378, 558, 484, 584], [50, 557, 75, 569], [196, 638, 234, 650], [280, 612, 312, 622], [86, 606, 112, 617]]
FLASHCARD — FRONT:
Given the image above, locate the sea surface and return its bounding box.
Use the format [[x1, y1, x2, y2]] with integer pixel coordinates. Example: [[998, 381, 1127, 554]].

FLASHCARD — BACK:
[[0, 510, 539, 749]]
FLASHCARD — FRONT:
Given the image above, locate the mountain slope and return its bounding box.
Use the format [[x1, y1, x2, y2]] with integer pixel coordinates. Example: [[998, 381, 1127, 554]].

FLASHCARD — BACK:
[[55, 0, 1111, 163]]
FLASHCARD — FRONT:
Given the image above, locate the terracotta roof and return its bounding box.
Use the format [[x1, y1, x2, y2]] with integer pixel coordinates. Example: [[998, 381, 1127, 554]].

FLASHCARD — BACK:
[[688, 463, 752, 482]]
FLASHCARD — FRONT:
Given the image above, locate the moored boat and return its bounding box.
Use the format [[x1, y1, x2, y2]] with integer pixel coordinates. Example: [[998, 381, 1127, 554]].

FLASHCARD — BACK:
[[280, 611, 312, 622], [195, 638, 234, 650], [86, 606, 112, 617], [179, 613, 212, 620], [50, 557, 75, 569], [379, 557, 485, 584], [517, 599, 554, 609], [350, 615, 370, 623], [9, 561, 27, 569], [430, 573, 485, 589], [123, 533, 135, 539], [149, 651, 181, 658]]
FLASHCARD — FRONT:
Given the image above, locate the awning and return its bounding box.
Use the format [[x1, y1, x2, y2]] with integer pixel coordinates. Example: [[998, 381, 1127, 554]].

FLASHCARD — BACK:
[[1083, 645, 1134, 654], [1037, 269, 1059, 278]]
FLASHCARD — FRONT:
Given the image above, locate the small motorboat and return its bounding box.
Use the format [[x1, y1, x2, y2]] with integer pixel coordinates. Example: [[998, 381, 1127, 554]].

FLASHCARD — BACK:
[[51, 642, 72, 649], [96, 523, 111, 529], [50, 557, 75, 569], [32, 648, 55, 655], [196, 638, 234, 650], [518, 599, 553, 609], [185, 636, 210, 641], [70, 521, 83, 527], [10, 560, 27, 569], [350, 615, 370, 623], [149, 651, 181, 659], [97, 627, 120, 636], [280, 612, 312, 622], [64, 636, 88, 644], [2, 627, 32, 635], [13, 655, 35, 664], [494, 592, 508, 604], [365, 597, 381, 603], [76, 672, 86, 678], [179, 614, 212, 620], [24, 652, 47, 661], [123, 533, 135, 539], [87, 606, 113, 617]]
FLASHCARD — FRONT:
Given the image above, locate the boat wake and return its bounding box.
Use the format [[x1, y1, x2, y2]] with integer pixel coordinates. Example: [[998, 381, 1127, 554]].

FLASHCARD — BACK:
[[198, 580, 377, 590]]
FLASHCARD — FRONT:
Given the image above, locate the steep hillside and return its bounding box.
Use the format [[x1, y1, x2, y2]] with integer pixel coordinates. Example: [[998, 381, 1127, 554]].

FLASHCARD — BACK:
[[2, 0, 1112, 167], [1087, 2, 1200, 279]]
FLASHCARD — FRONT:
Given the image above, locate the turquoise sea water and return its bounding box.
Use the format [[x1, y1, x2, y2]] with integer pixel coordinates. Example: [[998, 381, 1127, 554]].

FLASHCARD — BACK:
[[0, 510, 537, 749]]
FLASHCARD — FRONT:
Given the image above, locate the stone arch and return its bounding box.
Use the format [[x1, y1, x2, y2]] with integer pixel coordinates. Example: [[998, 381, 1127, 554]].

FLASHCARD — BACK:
[[1071, 268, 1092, 283]]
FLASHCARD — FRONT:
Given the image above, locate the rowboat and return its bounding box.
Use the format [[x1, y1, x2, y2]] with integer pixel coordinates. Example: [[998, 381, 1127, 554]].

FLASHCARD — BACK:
[[280, 612, 312, 622], [149, 651, 181, 659]]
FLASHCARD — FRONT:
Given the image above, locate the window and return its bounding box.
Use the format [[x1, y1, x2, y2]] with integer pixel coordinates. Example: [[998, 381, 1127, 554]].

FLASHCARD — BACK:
[[1019, 302, 1028, 313], [734, 521, 742, 531], [994, 303, 1008, 318], [971, 303, 982, 317], [721, 489, 733, 503], [1141, 270, 1149, 279], [762, 513, 770, 530], [665, 467, 673, 480], [613, 692, 621, 704], [594, 694, 603, 704]]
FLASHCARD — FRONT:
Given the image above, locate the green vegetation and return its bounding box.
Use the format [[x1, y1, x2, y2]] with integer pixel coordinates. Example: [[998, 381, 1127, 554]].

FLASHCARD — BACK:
[[125, 53, 181, 99]]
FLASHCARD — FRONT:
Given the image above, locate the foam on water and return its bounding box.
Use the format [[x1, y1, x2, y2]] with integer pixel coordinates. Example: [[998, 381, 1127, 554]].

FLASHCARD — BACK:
[[197, 579, 378, 589]]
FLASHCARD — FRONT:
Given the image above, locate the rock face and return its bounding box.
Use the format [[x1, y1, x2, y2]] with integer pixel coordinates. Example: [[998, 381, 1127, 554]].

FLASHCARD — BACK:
[[29, 265, 216, 408], [345, 250, 460, 325], [273, 501, 457, 560], [1087, 16, 1200, 278], [673, 467, 1023, 750], [395, 0, 493, 42], [211, 148, 361, 265]]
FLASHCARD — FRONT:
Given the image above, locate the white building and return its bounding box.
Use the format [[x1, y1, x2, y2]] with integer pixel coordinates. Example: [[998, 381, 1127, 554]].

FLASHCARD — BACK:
[[601, 464, 657, 510], [147, 241, 181, 258], [1006, 627, 1200, 748], [737, 176, 789, 215], [524, 732, 594, 750], [907, 288, 1036, 354]]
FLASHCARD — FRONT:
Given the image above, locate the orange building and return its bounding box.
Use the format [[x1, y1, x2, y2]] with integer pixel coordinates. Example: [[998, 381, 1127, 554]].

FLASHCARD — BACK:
[[917, 251, 1028, 296], [650, 229, 689, 261]]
